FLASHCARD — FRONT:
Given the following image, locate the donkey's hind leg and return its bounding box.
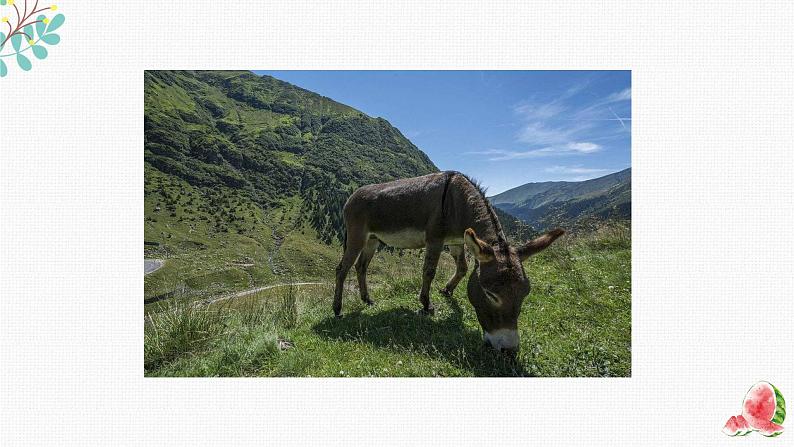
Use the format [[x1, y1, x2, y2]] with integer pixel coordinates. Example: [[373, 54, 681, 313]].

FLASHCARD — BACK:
[[355, 236, 380, 306], [439, 245, 467, 297], [418, 239, 443, 315], [334, 227, 367, 317]]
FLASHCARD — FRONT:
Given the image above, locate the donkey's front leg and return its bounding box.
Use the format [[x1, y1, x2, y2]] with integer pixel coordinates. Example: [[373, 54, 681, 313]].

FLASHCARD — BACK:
[[439, 244, 467, 297], [418, 240, 443, 315]]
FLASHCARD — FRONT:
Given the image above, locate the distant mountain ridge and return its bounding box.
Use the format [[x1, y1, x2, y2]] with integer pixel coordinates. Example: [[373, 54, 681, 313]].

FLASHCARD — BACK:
[[489, 168, 631, 231]]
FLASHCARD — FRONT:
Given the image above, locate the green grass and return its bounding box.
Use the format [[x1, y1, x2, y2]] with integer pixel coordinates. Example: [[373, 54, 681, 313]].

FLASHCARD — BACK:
[[144, 165, 340, 310], [144, 224, 631, 377]]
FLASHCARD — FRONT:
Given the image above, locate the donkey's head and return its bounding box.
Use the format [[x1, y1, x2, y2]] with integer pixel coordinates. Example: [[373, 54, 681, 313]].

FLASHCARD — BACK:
[[463, 227, 565, 355]]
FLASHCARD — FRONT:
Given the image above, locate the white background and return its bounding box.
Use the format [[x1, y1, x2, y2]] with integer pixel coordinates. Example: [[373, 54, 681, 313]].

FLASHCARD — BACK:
[[1, 1, 793, 445]]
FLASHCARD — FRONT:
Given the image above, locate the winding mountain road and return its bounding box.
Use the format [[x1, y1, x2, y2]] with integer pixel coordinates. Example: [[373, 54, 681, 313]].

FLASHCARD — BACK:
[[201, 281, 327, 306]]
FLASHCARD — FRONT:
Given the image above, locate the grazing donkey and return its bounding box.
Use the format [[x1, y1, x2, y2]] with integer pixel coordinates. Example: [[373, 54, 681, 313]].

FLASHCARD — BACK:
[[334, 171, 564, 354]]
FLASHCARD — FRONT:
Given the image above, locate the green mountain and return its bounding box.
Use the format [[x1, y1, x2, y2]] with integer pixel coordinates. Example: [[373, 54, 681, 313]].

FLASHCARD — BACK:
[[144, 70, 439, 300], [145, 70, 438, 243], [489, 168, 631, 231]]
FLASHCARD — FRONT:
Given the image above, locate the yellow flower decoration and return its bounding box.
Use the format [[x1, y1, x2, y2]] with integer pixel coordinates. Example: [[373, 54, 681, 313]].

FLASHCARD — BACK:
[[43, 18, 50, 24], [28, 39, 35, 45], [50, 5, 58, 11], [8, 0, 15, 6], [1, 17, 8, 23]]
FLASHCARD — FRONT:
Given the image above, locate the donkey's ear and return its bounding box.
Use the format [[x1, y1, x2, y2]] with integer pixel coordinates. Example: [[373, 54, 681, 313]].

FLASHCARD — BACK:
[[517, 228, 565, 261], [464, 228, 495, 262]]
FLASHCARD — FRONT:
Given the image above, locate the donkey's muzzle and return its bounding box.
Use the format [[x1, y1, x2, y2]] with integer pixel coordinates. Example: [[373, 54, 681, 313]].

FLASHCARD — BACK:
[[483, 329, 520, 356]]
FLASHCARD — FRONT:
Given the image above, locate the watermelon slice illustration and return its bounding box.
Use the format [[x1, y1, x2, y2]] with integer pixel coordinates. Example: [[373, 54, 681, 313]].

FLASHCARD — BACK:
[[722, 415, 752, 436], [723, 381, 786, 437]]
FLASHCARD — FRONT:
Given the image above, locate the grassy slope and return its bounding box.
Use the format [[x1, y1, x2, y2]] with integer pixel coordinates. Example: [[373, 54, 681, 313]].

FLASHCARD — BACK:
[[144, 70, 438, 305], [144, 165, 340, 310], [145, 224, 631, 377]]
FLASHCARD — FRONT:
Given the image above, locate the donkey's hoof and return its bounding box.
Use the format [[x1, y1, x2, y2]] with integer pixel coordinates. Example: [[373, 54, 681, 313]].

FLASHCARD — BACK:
[[334, 313, 343, 319], [417, 306, 435, 316], [438, 288, 452, 298], [362, 297, 375, 306]]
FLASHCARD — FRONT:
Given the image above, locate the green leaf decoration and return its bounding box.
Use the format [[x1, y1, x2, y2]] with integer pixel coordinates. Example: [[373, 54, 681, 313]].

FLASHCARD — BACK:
[[16, 53, 32, 71], [11, 33, 22, 51], [36, 16, 47, 38], [0, 10, 65, 77], [41, 33, 60, 45], [32, 44, 48, 60], [47, 14, 65, 33], [23, 25, 34, 43], [0, 0, 7, 6]]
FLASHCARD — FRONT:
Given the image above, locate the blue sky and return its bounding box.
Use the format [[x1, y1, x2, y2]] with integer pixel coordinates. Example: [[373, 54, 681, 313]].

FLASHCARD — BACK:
[[252, 70, 630, 195]]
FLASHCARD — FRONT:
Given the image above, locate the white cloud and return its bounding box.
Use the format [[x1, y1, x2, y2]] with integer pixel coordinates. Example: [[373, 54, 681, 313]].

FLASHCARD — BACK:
[[510, 87, 629, 148], [472, 82, 629, 164], [467, 142, 601, 161], [545, 165, 610, 174], [566, 142, 601, 153], [512, 80, 591, 121], [515, 122, 592, 146], [544, 165, 614, 181], [605, 88, 631, 103], [513, 101, 566, 120], [573, 88, 632, 119]]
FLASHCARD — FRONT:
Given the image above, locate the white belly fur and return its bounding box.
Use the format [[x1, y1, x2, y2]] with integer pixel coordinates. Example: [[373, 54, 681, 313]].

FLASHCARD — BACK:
[[371, 229, 426, 249], [371, 229, 464, 249]]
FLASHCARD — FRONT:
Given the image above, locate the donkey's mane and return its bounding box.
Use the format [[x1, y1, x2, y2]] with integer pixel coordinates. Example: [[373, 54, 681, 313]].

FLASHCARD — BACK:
[[447, 171, 507, 245]]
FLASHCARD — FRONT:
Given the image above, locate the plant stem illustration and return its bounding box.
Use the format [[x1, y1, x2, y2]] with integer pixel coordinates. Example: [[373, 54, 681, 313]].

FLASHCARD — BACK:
[[0, 0, 64, 77]]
